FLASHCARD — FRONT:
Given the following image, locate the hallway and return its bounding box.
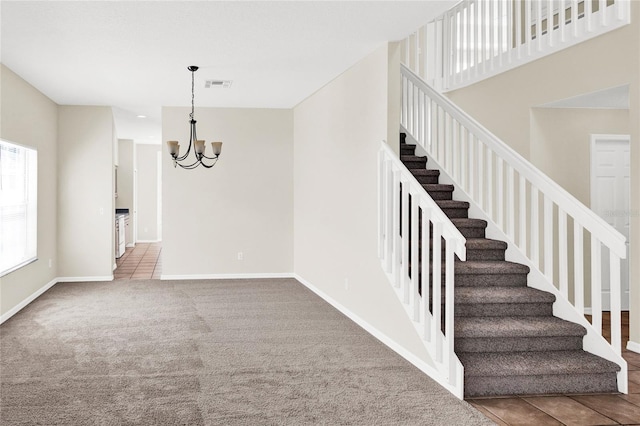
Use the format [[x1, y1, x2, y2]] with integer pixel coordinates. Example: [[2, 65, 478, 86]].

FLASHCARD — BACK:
[[114, 243, 162, 280]]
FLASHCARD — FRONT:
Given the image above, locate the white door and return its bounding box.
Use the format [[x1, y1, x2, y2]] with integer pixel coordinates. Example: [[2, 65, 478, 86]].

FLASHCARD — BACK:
[[590, 134, 630, 310]]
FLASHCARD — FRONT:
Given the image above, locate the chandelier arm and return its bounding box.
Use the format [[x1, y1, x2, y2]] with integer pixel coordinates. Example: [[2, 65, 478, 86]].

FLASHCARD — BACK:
[[199, 157, 220, 169], [200, 154, 219, 160], [175, 159, 202, 169], [175, 119, 196, 162]]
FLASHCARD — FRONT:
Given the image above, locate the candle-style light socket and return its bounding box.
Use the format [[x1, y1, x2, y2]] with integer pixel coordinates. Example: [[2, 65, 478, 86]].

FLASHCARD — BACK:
[[167, 140, 180, 157], [211, 141, 223, 156], [194, 140, 206, 155]]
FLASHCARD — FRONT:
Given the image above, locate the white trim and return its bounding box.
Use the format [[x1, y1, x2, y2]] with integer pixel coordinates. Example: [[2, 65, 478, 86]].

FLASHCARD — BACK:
[[126, 243, 135, 248], [57, 276, 114, 282], [113, 263, 117, 271], [136, 239, 161, 243], [0, 278, 58, 324], [293, 273, 462, 399], [161, 272, 294, 280], [627, 340, 640, 354]]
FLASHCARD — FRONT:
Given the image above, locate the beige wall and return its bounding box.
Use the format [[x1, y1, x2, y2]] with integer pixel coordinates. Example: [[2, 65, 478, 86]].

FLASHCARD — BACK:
[[387, 42, 401, 154], [446, 4, 640, 346], [530, 107, 630, 206], [57, 106, 114, 279], [136, 144, 160, 242], [0, 65, 58, 317], [162, 107, 293, 277], [293, 44, 433, 364]]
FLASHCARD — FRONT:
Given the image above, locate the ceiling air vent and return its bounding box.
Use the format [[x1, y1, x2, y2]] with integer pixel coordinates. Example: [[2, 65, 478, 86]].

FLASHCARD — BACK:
[[205, 80, 233, 89]]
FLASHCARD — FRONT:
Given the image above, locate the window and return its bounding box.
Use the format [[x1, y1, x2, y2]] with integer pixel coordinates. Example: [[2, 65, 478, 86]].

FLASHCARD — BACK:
[[0, 139, 37, 276]]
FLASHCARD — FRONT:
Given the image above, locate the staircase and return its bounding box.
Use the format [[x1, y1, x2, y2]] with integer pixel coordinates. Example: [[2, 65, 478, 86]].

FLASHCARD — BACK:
[[400, 133, 621, 398]]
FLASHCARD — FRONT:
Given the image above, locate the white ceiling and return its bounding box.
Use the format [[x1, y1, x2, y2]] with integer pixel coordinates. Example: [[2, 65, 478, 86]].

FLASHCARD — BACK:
[[1, 1, 455, 144]]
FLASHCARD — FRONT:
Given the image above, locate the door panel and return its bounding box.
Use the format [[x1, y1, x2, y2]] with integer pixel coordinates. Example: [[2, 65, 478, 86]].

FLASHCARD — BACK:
[[591, 135, 630, 311]]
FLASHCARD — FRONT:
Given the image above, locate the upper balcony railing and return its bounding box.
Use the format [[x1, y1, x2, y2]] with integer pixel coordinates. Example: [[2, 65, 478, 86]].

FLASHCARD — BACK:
[[402, 0, 630, 92]]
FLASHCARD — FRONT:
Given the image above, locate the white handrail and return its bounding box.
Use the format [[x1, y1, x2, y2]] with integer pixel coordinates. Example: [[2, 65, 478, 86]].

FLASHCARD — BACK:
[[403, 0, 630, 92], [402, 65, 626, 258], [400, 64, 627, 390], [378, 140, 466, 398]]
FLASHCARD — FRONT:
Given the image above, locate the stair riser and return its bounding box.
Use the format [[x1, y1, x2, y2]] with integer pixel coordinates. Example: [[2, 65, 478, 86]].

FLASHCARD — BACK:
[[456, 227, 486, 239], [421, 250, 504, 261], [455, 273, 528, 287], [465, 250, 505, 261], [455, 335, 583, 353], [441, 208, 469, 219], [456, 303, 553, 317], [425, 191, 453, 200], [403, 160, 427, 169], [401, 147, 416, 155], [413, 175, 440, 184], [464, 373, 618, 398]]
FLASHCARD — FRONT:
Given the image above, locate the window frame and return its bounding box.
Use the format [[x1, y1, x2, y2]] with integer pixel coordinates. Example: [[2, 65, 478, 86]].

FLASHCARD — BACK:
[[0, 138, 38, 277]]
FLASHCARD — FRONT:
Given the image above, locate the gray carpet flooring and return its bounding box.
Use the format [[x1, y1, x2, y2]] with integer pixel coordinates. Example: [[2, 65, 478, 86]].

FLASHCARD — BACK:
[[0, 278, 492, 425]]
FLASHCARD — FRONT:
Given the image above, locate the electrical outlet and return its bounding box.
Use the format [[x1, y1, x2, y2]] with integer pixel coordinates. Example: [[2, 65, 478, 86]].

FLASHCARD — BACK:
[[237, 252, 244, 261]]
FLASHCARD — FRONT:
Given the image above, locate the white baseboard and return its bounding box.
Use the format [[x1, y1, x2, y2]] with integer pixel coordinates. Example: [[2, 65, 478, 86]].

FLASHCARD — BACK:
[[627, 340, 640, 354], [126, 243, 135, 248], [57, 276, 114, 283], [160, 272, 295, 280], [0, 277, 58, 324], [136, 240, 160, 243], [292, 273, 460, 398], [113, 263, 117, 271]]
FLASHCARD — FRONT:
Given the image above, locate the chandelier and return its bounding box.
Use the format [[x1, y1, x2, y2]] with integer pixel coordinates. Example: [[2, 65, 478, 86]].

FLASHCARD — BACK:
[[166, 66, 222, 169]]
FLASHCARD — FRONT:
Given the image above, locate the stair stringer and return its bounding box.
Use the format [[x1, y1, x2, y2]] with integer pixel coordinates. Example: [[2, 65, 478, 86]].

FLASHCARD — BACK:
[[402, 128, 629, 394], [382, 268, 465, 399]]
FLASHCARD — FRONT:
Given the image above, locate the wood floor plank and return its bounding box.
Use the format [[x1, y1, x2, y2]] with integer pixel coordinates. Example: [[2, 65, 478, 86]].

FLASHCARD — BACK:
[[468, 401, 510, 426], [522, 396, 618, 426], [620, 393, 640, 408], [471, 398, 563, 426], [570, 394, 640, 424], [623, 351, 640, 369]]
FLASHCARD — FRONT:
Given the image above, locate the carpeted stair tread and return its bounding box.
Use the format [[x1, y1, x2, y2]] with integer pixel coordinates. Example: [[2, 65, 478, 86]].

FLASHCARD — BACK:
[[401, 155, 427, 163], [435, 200, 469, 209], [454, 260, 529, 275], [459, 350, 620, 377], [409, 169, 440, 177], [455, 316, 585, 338], [464, 238, 507, 250], [422, 184, 454, 192], [455, 286, 555, 305]]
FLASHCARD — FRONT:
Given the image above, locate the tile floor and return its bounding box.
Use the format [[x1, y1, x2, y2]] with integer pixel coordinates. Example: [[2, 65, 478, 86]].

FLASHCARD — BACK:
[[114, 242, 162, 279], [471, 312, 640, 425], [113, 253, 640, 424]]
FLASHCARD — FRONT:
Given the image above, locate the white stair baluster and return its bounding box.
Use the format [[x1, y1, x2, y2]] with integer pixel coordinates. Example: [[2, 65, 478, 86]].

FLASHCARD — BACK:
[[558, 208, 568, 298]]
